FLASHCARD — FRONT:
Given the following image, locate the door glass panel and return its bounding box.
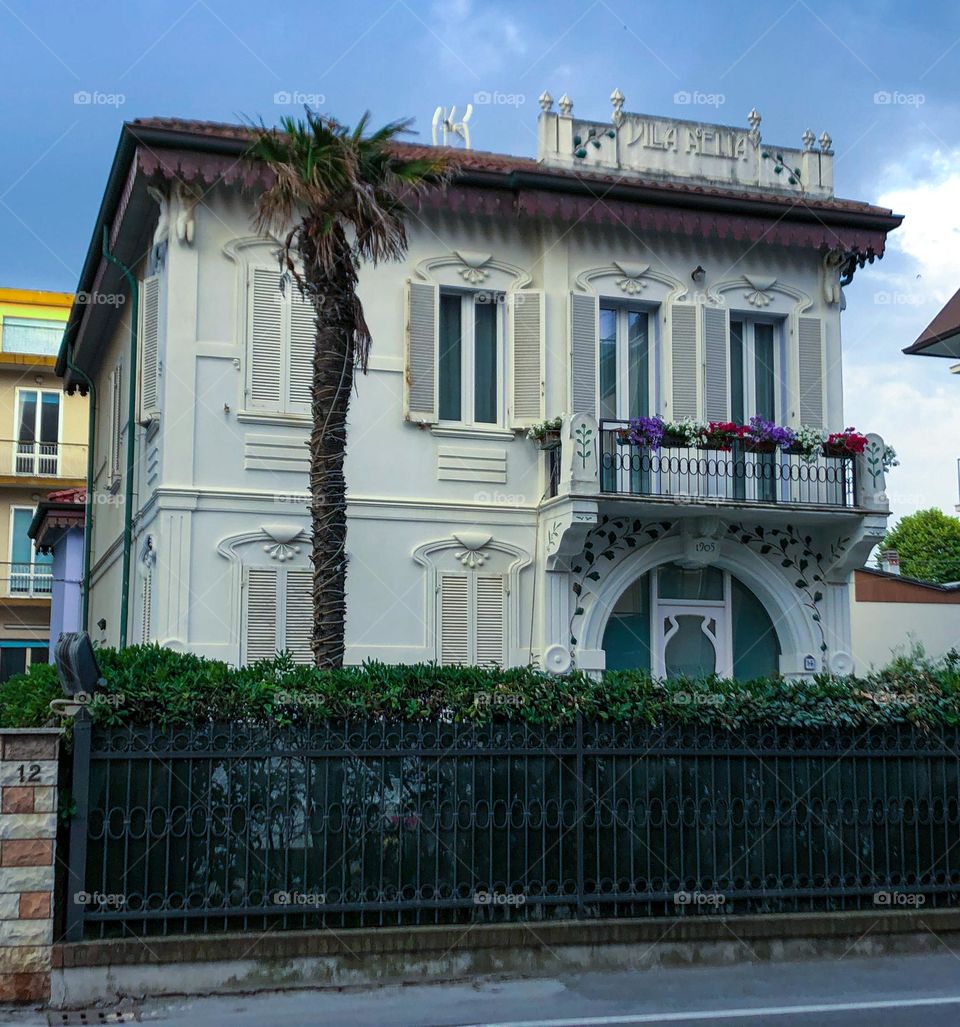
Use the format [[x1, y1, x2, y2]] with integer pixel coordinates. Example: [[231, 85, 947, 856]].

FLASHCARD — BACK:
[[39, 393, 59, 444], [754, 323, 776, 421], [729, 321, 744, 424], [17, 391, 37, 443], [658, 564, 724, 601], [438, 294, 462, 421], [599, 307, 617, 420], [627, 311, 649, 419], [663, 615, 717, 677], [0, 648, 27, 684], [473, 300, 497, 424], [731, 577, 780, 678], [602, 574, 651, 671]]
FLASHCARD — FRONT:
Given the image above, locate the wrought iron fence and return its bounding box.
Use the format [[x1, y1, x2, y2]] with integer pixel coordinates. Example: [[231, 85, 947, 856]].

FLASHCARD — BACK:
[[599, 421, 856, 508], [64, 716, 960, 940]]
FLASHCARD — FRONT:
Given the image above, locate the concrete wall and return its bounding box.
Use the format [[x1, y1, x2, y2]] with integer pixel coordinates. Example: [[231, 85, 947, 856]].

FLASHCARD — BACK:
[[851, 599, 960, 667]]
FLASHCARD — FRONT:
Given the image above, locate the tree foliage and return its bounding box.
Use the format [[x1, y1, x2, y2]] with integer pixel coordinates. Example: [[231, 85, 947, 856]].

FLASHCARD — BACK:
[[881, 507, 960, 584]]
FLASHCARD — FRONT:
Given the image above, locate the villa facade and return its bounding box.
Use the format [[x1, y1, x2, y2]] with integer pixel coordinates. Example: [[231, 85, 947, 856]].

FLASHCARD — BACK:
[[58, 96, 901, 678]]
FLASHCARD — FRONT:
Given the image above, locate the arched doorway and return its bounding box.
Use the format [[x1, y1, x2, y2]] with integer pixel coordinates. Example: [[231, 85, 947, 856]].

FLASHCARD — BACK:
[[602, 562, 781, 679]]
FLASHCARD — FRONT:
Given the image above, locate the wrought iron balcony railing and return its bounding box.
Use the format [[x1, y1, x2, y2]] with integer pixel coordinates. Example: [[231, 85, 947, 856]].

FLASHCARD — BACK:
[[0, 562, 54, 598], [599, 420, 856, 509], [1, 439, 87, 479]]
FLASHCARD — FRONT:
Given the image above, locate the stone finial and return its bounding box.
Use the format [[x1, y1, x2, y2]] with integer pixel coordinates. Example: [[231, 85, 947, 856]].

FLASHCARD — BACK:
[[802, 128, 815, 151], [558, 93, 573, 116], [538, 91, 554, 113], [610, 88, 625, 126], [747, 107, 762, 146], [819, 130, 833, 153]]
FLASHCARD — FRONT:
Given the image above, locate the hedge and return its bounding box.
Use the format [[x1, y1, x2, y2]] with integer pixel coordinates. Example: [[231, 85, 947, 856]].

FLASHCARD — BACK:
[[2, 644, 959, 731]]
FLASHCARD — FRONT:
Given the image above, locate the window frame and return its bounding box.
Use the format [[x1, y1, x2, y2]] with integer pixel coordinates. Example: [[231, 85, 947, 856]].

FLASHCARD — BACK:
[[0, 316, 64, 357], [437, 288, 506, 429], [12, 387, 63, 477], [7, 505, 52, 597], [729, 315, 785, 424], [598, 302, 656, 421]]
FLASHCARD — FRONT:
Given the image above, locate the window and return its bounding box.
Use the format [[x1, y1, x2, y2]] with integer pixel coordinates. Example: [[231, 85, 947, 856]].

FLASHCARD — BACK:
[[0, 644, 47, 684], [107, 362, 123, 487], [599, 305, 651, 422], [438, 291, 502, 425], [730, 318, 781, 502], [438, 571, 505, 667], [8, 507, 52, 596], [243, 567, 312, 664], [1, 317, 64, 356], [246, 267, 313, 415], [14, 389, 61, 475]]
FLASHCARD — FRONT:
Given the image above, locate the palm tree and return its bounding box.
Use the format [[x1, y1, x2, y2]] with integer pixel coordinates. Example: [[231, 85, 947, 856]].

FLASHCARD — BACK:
[[246, 110, 452, 668]]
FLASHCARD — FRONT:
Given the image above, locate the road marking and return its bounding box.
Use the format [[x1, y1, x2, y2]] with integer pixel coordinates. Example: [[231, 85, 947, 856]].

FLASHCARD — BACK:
[[466, 993, 960, 1026]]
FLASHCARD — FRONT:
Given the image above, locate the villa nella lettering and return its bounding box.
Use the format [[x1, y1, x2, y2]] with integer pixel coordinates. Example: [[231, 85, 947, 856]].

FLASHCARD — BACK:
[[625, 117, 748, 161]]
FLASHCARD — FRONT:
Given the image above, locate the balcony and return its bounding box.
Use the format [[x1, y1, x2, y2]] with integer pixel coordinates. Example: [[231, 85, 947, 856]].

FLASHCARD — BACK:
[[0, 562, 53, 599], [598, 420, 856, 509], [0, 439, 87, 483]]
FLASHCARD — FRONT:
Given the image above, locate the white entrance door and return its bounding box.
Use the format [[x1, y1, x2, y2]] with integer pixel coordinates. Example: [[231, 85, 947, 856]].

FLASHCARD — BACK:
[[654, 603, 732, 678]]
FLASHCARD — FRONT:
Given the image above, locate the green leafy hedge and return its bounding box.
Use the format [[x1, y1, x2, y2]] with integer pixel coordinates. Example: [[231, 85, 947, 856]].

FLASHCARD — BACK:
[[3, 644, 960, 731]]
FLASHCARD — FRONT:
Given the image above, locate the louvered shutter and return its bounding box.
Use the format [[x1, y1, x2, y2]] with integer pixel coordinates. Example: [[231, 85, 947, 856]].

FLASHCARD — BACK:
[[569, 292, 598, 415], [248, 267, 283, 409], [703, 305, 729, 422], [798, 316, 825, 428], [287, 290, 314, 413], [139, 276, 160, 415], [670, 304, 698, 419], [508, 290, 544, 427], [405, 280, 438, 422], [439, 573, 470, 666], [475, 575, 505, 669], [244, 568, 278, 663], [283, 569, 313, 664], [109, 362, 123, 483]]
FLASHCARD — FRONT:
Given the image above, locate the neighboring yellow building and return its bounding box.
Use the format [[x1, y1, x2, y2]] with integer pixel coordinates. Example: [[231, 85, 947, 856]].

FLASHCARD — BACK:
[[0, 288, 88, 681]]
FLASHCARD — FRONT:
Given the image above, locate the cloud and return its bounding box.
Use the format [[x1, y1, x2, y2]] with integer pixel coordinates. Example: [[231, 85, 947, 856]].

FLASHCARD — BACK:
[[426, 0, 528, 78], [841, 147, 960, 522]]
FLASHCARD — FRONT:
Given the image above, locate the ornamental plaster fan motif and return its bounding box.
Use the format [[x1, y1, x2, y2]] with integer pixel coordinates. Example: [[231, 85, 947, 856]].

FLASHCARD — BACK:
[[453, 251, 493, 285], [452, 531, 492, 568], [613, 261, 650, 296], [743, 274, 777, 308], [261, 525, 304, 563]]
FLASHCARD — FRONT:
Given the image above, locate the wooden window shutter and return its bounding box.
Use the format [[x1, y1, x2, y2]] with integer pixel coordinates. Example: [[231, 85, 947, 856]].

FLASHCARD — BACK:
[[475, 574, 505, 669], [798, 316, 825, 428], [439, 573, 470, 666], [287, 289, 314, 413], [244, 568, 278, 663], [139, 275, 160, 416], [282, 569, 313, 664], [404, 280, 438, 422], [702, 305, 729, 422], [670, 304, 698, 419], [248, 267, 283, 409], [569, 291, 598, 415], [508, 289, 544, 427]]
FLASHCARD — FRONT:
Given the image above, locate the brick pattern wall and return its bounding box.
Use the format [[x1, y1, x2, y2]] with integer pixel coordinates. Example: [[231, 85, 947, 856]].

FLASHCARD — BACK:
[[0, 730, 60, 1003]]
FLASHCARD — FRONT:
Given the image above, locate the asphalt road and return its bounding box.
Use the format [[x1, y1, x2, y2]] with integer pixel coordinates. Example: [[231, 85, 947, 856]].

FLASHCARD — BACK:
[[5, 951, 960, 1026]]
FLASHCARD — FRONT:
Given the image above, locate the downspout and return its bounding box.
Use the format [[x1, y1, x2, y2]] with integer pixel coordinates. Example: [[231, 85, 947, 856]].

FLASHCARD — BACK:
[[62, 344, 96, 632], [101, 226, 138, 649]]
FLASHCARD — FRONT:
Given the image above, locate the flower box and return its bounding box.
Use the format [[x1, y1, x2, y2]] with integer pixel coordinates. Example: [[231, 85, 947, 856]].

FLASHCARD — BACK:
[[742, 440, 779, 455], [660, 431, 689, 449], [534, 430, 562, 451], [822, 442, 855, 459]]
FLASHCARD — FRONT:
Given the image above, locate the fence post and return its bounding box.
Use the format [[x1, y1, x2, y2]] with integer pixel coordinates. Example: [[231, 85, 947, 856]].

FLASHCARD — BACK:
[[64, 711, 91, 943], [575, 714, 584, 918]]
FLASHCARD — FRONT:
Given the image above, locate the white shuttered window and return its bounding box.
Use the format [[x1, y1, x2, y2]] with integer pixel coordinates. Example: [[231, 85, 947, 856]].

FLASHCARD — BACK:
[[243, 567, 313, 664], [139, 275, 160, 416], [246, 267, 314, 415], [438, 571, 505, 668]]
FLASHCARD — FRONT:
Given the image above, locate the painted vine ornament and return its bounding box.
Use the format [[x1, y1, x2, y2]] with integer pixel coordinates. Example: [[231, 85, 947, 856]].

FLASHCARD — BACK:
[[568, 517, 673, 646]]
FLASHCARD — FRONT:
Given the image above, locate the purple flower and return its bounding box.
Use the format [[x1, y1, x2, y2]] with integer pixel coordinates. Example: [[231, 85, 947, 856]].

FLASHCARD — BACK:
[[626, 415, 666, 449], [747, 416, 795, 448]]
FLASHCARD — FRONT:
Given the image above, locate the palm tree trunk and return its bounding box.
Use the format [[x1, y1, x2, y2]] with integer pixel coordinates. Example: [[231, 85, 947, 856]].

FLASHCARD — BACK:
[[304, 228, 357, 668]]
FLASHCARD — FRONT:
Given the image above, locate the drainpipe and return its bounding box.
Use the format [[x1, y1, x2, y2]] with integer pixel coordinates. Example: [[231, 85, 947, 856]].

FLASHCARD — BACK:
[[101, 226, 138, 649], [62, 343, 96, 632]]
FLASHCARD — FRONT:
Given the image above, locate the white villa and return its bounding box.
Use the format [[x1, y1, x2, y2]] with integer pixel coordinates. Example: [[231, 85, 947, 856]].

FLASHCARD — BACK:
[[57, 94, 902, 679]]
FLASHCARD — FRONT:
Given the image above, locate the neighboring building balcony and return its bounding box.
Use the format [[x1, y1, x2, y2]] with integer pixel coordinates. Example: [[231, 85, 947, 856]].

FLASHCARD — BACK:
[[546, 415, 891, 520], [0, 439, 87, 483], [0, 561, 53, 600]]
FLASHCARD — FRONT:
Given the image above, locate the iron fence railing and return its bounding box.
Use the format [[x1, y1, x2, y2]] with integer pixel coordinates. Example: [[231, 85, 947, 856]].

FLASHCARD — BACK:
[[0, 562, 53, 597], [64, 717, 960, 940], [599, 420, 856, 508], [0, 438, 87, 478]]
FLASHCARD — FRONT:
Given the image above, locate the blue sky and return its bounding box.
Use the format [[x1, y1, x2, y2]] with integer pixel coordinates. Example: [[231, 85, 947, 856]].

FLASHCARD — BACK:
[[2, 0, 959, 517]]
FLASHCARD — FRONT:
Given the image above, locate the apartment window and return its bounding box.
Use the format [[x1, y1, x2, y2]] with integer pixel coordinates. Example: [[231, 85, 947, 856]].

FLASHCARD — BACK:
[[0, 643, 47, 684], [243, 567, 312, 665], [1, 317, 63, 356], [730, 318, 781, 503], [246, 267, 313, 415], [599, 305, 652, 421], [14, 389, 61, 475], [438, 291, 502, 425], [438, 571, 505, 668], [8, 507, 52, 596]]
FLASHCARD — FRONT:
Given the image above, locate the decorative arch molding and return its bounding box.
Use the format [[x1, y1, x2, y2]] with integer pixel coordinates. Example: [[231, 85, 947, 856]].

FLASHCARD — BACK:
[[414, 251, 533, 292], [413, 533, 532, 661], [707, 275, 813, 317], [222, 234, 284, 266], [574, 262, 687, 304], [217, 524, 310, 567], [575, 534, 820, 670]]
